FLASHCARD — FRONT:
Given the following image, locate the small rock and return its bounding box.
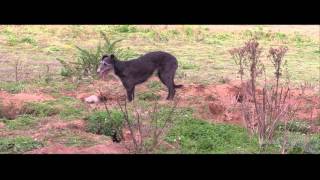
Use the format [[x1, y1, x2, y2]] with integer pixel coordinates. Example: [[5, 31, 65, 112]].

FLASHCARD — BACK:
[[85, 95, 100, 104]]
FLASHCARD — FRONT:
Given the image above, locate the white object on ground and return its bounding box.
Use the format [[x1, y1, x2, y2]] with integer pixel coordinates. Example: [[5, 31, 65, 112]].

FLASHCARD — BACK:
[[84, 95, 100, 103]]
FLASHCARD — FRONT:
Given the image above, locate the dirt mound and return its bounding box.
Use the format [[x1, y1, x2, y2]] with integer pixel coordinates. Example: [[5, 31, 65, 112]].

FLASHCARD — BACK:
[[208, 102, 226, 115], [0, 91, 54, 119], [178, 80, 320, 126], [23, 119, 128, 154], [39, 119, 86, 131], [0, 91, 54, 104]]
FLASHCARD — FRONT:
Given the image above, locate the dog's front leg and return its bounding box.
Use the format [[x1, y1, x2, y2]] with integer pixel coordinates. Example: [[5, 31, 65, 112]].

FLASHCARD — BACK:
[[126, 87, 134, 102], [132, 86, 135, 100]]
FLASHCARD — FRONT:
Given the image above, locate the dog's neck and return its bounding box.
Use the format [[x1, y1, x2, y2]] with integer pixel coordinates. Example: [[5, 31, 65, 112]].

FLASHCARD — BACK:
[[113, 59, 126, 78]]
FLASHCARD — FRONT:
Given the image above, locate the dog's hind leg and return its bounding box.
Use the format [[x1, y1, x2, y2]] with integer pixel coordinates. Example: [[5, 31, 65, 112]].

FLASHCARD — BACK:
[[158, 71, 175, 100], [124, 85, 135, 102], [132, 86, 135, 100]]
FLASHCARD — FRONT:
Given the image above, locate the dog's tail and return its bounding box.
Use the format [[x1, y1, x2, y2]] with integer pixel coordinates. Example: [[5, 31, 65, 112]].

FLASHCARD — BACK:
[[174, 84, 183, 88]]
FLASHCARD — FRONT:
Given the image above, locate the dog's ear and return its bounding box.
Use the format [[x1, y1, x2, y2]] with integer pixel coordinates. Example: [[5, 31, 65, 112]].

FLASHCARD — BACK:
[[110, 54, 116, 63], [102, 54, 109, 59]]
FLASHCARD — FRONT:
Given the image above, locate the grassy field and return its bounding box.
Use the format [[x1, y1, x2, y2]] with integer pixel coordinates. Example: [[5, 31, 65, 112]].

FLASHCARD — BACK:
[[0, 25, 319, 84], [0, 25, 319, 154]]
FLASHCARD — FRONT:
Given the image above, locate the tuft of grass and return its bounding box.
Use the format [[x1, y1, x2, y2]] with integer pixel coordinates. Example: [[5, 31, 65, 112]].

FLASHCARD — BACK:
[[44, 46, 61, 54], [65, 135, 97, 147], [113, 25, 137, 33], [274, 32, 287, 41], [117, 47, 140, 60], [137, 92, 161, 101], [184, 27, 194, 38], [7, 35, 20, 46], [304, 135, 320, 154], [60, 67, 73, 77], [166, 117, 260, 154], [4, 115, 39, 130], [45, 130, 97, 148], [273, 132, 320, 154], [276, 120, 312, 134], [6, 34, 37, 46], [179, 61, 200, 70], [85, 110, 125, 141], [33, 80, 78, 93], [0, 82, 25, 94], [22, 102, 60, 117], [20, 37, 37, 45], [0, 136, 43, 154], [22, 96, 85, 120], [147, 81, 163, 92], [58, 31, 137, 78]]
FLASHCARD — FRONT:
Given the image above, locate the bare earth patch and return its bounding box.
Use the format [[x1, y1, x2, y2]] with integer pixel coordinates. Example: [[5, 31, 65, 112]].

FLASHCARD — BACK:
[[0, 91, 54, 106], [29, 119, 128, 154], [0, 91, 54, 119]]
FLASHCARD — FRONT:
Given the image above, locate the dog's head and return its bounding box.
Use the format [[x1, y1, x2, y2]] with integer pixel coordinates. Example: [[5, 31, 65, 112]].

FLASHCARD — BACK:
[[97, 54, 116, 78]]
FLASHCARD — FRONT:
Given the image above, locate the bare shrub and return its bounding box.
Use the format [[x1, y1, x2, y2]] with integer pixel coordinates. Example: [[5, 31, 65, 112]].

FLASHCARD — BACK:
[[98, 89, 179, 153], [13, 59, 22, 82], [230, 39, 299, 148]]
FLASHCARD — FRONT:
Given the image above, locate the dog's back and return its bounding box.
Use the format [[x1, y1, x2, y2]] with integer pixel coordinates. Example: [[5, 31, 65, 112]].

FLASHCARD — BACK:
[[126, 51, 177, 69]]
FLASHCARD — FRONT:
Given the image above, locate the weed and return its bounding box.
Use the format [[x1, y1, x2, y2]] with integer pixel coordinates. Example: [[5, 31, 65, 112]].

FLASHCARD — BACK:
[[137, 92, 161, 101], [85, 110, 125, 141], [0, 136, 43, 154], [22, 97, 84, 120], [57, 31, 135, 78], [113, 25, 137, 33], [166, 117, 259, 153], [0, 82, 25, 93], [147, 81, 163, 92], [277, 120, 311, 134], [4, 115, 39, 130]]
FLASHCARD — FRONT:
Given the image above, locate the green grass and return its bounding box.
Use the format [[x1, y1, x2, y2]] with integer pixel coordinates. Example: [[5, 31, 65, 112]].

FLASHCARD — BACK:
[[0, 82, 25, 93], [147, 80, 163, 92], [276, 120, 312, 134], [179, 60, 200, 70], [0, 25, 318, 85], [85, 110, 125, 140], [6, 34, 37, 46], [65, 135, 97, 147], [158, 107, 265, 154], [112, 25, 138, 33], [44, 130, 97, 148], [3, 115, 39, 130], [0, 25, 318, 154], [166, 117, 260, 154], [22, 96, 85, 120], [33, 79, 78, 94], [137, 91, 161, 101], [273, 132, 320, 154], [0, 136, 43, 154]]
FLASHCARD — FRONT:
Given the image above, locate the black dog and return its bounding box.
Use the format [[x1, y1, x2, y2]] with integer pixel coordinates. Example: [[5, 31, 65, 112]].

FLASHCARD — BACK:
[[97, 51, 183, 101]]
